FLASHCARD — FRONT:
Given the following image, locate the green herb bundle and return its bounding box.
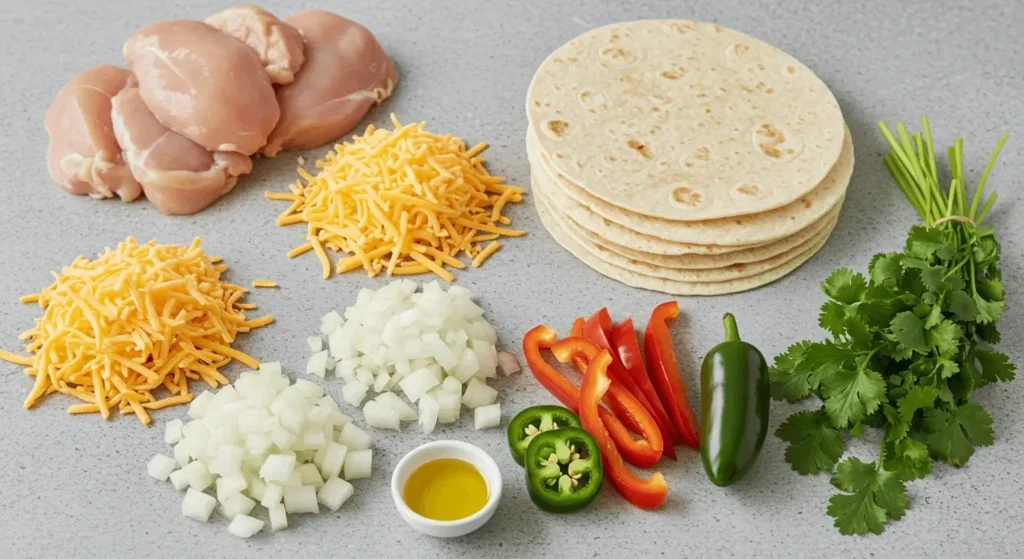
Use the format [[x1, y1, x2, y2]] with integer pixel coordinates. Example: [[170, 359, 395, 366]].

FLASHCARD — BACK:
[[770, 117, 1015, 536]]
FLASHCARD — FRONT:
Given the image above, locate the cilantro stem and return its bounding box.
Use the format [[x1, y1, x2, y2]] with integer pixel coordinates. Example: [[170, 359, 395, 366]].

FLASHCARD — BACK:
[[876, 431, 887, 472], [969, 133, 1010, 220], [943, 256, 970, 280]]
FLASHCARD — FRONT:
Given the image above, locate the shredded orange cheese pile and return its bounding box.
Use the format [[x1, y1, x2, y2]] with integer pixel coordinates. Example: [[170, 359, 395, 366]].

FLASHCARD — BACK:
[[0, 237, 273, 425], [267, 114, 525, 281]]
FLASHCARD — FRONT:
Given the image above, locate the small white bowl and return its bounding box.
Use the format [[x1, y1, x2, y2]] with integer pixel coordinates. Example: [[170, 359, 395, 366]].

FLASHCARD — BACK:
[[390, 440, 502, 538]]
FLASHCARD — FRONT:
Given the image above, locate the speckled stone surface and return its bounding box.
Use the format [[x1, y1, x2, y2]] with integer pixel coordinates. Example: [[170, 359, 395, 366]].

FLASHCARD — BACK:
[[1, 1, 1022, 557]]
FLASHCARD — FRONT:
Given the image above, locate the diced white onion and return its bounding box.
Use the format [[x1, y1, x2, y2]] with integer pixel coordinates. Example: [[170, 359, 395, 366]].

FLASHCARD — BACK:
[[375, 392, 417, 421], [307, 336, 323, 353], [220, 492, 256, 520], [318, 477, 354, 511], [168, 469, 189, 491], [498, 351, 521, 375], [337, 423, 372, 451], [344, 449, 372, 480], [228, 514, 264, 538], [474, 403, 501, 430], [363, 400, 400, 430], [182, 488, 217, 522], [418, 393, 439, 434], [462, 378, 498, 409], [269, 503, 288, 531], [283, 486, 320, 514], [164, 419, 184, 445]]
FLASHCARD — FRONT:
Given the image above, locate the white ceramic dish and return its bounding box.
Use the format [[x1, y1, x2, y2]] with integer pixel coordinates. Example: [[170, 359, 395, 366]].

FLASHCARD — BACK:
[[390, 440, 502, 538]]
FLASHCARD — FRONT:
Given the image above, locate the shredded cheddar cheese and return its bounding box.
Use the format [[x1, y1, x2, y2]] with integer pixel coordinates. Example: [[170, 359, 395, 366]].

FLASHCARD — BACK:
[[0, 238, 272, 424], [268, 114, 525, 280], [252, 280, 278, 288]]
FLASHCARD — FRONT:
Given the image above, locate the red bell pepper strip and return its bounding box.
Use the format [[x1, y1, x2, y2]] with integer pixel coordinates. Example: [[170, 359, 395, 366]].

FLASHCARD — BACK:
[[580, 350, 668, 510], [568, 317, 590, 373], [612, 319, 680, 459], [644, 302, 700, 449], [522, 326, 646, 457], [551, 337, 663, 468], [584, 310, 676, 450]]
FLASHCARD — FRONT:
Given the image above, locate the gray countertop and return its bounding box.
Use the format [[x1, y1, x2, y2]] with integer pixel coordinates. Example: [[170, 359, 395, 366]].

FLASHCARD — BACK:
[[2, 0, 1022, 557]]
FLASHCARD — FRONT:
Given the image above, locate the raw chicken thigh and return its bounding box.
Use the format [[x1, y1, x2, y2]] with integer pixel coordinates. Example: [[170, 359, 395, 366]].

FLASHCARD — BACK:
[[44, 65, 142, 201], [124, 20, 279, 155], [206, 4, 306, 85], [111, 86, 253, 215], [262, 10, 398, 157]]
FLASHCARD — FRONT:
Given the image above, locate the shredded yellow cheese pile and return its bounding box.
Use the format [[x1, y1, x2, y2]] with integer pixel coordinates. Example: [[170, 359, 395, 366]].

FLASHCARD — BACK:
[[0, 237, 273, 425], [267, 114, 526, 281]]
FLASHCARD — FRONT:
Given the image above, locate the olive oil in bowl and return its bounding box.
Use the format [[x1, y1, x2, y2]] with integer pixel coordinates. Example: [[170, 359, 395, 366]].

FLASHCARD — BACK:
[[403, 458, 488, 521]]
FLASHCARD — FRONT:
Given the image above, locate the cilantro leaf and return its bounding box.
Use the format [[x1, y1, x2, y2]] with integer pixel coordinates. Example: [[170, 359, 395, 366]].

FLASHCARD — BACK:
[[927, 320, 962, 357], [922, 302, 944, 329], [925, 404, 994, 467], [822, 268, 867, 304], [822, 361, 886, 428], [974, 349, 1016, 384], [769, 341, 817, 402], [897, 385, 938, 424], [973, 293, 1005, 324], [883, 404, 907, 441], [775, 410, 845, 475], [868, 253, 902, 286], [883, 437, 932, 481], [803, 340, 860, 378], [888, 312, 929, 354], [827, 457, 908, 535], [977, 278, 1005, 302], [905, 226, 955, 261], [947, 289, 978, 322], [818, 301, 847, 338]]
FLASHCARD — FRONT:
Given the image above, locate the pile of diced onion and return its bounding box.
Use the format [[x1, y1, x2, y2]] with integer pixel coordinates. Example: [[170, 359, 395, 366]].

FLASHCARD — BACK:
[[306, 280, 520, 433], [146, 363, 373, 538]]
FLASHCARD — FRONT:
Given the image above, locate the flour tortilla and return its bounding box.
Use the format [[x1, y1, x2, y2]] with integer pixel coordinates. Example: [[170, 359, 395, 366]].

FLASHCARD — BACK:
[[526, 19, 845, 221], [534, 177, 832, 295], [538, 186, 837, 281], [554, 188, 842, 270], [526, 125, 853, 246]]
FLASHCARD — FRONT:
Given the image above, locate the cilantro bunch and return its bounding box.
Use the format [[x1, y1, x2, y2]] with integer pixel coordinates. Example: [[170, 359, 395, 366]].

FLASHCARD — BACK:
[[770, 117, 1015, 536]]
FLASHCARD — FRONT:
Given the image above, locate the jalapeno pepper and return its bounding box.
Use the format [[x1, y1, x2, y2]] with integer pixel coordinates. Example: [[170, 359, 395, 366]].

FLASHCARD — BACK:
[[508, 405, 582, 467], [579, 350, 668, 510], [700, 313, 770, 486], [644, 302, 701, 449], [525, 427, 603, 513]]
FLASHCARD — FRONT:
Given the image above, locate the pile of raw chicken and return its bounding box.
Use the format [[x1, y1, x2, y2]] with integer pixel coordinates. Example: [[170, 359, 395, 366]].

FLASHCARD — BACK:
[[45, 6, 398, 215]]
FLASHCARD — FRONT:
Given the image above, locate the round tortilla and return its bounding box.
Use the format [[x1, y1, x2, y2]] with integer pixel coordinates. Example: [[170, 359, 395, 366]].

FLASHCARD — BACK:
[[534, 179, 833, 295], [526, 19, 845, 221], [526, 125, 853, 246], [553, 189, 842, 270], [537, 186, 838, 281]]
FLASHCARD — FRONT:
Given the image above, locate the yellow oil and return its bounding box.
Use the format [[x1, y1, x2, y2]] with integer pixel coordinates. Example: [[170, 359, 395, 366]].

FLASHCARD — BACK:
[[403, 458, 488, 521]]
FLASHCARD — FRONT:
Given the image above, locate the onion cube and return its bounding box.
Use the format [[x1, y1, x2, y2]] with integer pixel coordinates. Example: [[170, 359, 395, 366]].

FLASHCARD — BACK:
[[296, 463, 324, 489], [259, 454, 296, 483], [164, 419, 184, 445], [247, 478, 267, 501], [342, 381, 368, 407], [246, 432, 274, 455], [187, 390, 214, 419], [441, 376, 462, 394], [418, 393, 439, 435], [344, 449, 372, 480], [269, 503, 288, 531], [306, 350, 329, 378], [398, 368, 439, 403], [436, 391, 461, 424], [259, 361, 283, 376], [462, 378, 498, 409], [182, 488, 217, 522], [278, 406, 305, 434], [329, 410, 352, 430], [471, 339, 497, 379], [182, 461, 214, 491], [281, 470, 303, 488], [147, 454, 177, 481], [447, 285, 475, 301], [168, 469, 189, 491], [228, 514, 264, 538], [373, 372, 390, 393], [217, 474, 248, 503], [283, 486, 320, 514], [320, 442, 348, 479], [173, 440, 192, 468], [375, 392, 417, 421], [307, 336, 323, 353], [210, 445, 243, 475], [498, 351, 521, 375], [320, 311, 344, 335], [363, 400, 400, 430], [300, 427, 327, 449], [355, 367, 375, 387], [318, 477, 355, 512], [220, 493, 256, 520], [261, 482, 284, 508], [294, 379, 324, 401], [317, 395, 340, 410], [474, 403, 501, 430], [451, 347, 479, 383], [270, 427, 297, 450], [337, 424, 371, 451]]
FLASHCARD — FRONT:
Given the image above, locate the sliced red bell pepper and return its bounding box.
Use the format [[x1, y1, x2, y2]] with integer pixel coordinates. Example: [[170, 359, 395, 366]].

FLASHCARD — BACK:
[[579, 350, 668, 510], [584, 310, 676, 449], [568, 317, 590, 373], [550, 337, 663, 468], [612, 319, 680, 459], [522, 326, 645, 455], [644, 302, 700, 449]]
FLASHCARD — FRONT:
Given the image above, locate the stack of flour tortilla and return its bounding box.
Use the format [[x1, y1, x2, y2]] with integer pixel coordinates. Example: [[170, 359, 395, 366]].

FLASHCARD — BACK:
[[525, 20, 853, 295]]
